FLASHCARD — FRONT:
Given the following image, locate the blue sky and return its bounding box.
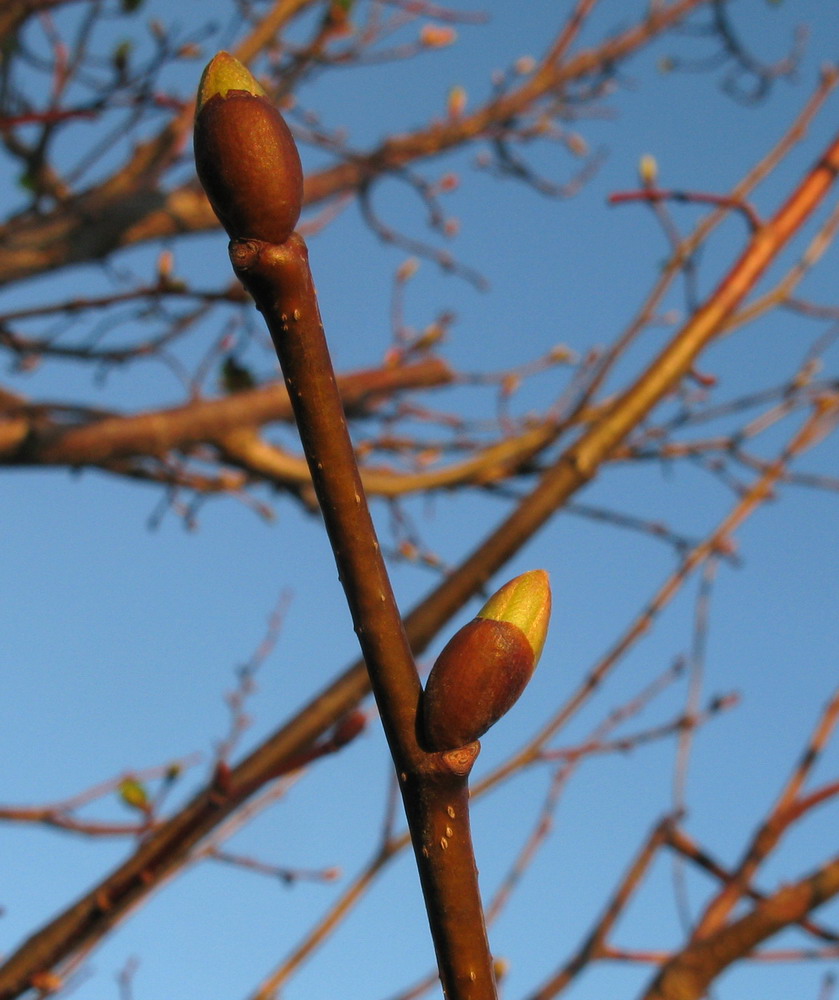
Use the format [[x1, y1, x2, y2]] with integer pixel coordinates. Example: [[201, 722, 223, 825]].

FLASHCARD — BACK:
[[2, 3, 839, 999]]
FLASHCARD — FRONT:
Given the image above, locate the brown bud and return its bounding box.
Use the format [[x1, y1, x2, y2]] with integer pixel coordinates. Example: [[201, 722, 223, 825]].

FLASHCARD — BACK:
[[422, 570, 551, 752], [194, 52, 303, 244]]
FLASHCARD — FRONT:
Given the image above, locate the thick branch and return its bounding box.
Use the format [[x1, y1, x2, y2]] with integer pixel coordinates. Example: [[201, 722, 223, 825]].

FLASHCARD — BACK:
[[0, 359, 451, 466], [640, 857, 839, 1000]]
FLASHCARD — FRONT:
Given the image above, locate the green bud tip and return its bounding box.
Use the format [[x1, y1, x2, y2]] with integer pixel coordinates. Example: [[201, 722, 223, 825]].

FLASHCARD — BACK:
[[197, 51, 266, 114], [477, 569, 551, 664]]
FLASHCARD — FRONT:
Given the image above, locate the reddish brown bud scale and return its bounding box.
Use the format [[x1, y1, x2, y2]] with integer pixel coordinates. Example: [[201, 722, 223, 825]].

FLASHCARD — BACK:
[[422, 618, 535, 752], [194, 53, 303, 244]]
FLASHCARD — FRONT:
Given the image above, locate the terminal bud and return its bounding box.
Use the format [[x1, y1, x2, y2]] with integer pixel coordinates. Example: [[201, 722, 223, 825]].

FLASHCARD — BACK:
[[194, 52, 303, 244]]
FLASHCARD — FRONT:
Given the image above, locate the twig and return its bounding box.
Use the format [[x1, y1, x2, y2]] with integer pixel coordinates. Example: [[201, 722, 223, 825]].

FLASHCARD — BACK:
[[693, 684, 839, 938], [526, 817, 676, 1000], [230, 231, 496, 998], [608, 186, 762, 230]]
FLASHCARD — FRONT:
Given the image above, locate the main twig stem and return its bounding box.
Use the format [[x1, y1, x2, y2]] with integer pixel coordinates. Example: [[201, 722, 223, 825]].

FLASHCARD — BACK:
[[230, 235, 422, 751], [230, 234, 497, 1000]]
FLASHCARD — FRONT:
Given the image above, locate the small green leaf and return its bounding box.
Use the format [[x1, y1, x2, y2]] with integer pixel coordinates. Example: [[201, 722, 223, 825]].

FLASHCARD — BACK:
[[118, 778, 150, 813]]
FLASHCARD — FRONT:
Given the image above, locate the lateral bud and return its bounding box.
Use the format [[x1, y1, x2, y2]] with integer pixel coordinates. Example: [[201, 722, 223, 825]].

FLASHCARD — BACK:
[[422, 570, 551, 752], [194, 51, 303, 244]]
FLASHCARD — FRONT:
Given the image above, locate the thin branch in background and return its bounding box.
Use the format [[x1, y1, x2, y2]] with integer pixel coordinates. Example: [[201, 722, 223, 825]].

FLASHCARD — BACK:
[[487, 661, 689, 926], [671, 556, 719, 936], [638, 859, 839, 1000], [248, 836, 402, 1000], [710, 0, 805, 103], [215, 590, 293, 765], [585, 64, 839, 414], [608, 186, 762, 230], [483, 134, 605, 200], [818, 972, 837, 1000], [665, 825, 839, 945], [538, 694, 739, 766], [525, 816, 676, 1000], [359, 179, 489, 290], [116, 957, 139, 1000], [565, 501, 704, 557], [206, 848, 341, 886], [673, 556, 718, 811], [691, 682, 839, 940], [0, 754, 201, 836]]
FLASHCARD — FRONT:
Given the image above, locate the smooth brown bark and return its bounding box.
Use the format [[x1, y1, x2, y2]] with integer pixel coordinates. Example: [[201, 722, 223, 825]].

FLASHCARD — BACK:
[[230, 233, 497, 999]]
